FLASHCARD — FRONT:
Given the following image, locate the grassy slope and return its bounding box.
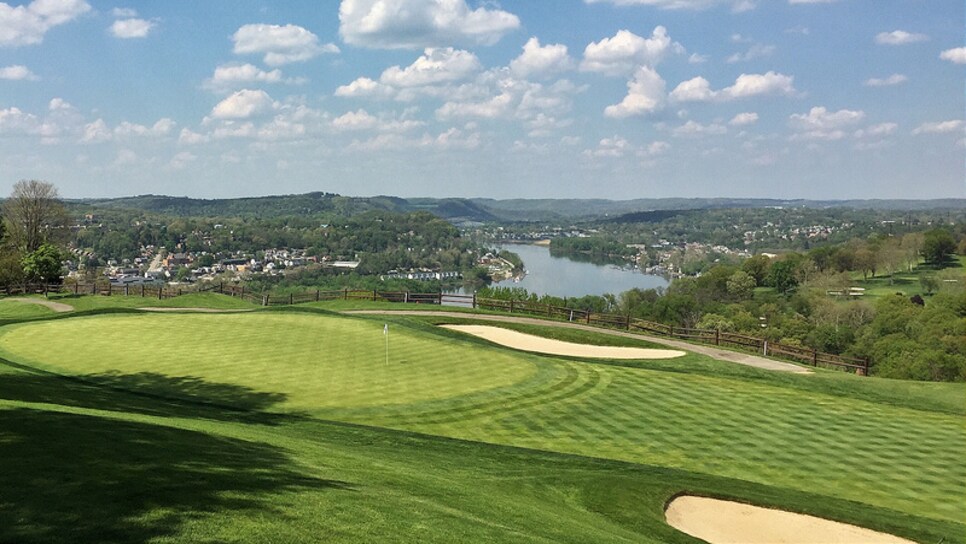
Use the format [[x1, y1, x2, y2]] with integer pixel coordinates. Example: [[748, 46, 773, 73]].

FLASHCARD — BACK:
[[0, 299, 56, 320], [0, 308, 962, 540], [0, 360, 957, 544]]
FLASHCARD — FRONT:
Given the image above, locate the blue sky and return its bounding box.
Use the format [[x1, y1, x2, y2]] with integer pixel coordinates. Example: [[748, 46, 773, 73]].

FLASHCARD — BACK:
[[0, 0, 963, 200]]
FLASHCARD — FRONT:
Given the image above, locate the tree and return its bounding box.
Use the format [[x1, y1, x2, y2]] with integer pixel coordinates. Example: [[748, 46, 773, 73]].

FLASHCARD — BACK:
[[2, 180, 69, 254], [21, 243, 65, 283], [768, 259, 799, 295], [922, 229, 956, 265], [741, 254, 771, 286], [726, 270, 756, 300]]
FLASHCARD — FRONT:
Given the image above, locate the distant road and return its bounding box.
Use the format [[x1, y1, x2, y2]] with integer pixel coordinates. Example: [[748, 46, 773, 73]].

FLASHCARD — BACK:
[[343, 310, 812, 374]]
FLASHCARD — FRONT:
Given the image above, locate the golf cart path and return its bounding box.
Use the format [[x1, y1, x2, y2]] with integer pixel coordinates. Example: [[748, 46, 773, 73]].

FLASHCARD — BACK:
[[4, 297, 74, 313], [345, 310, 811, 374]]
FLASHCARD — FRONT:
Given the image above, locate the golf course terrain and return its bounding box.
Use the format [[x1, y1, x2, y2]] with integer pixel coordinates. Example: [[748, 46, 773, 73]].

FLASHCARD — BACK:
[[0, 295, 963, 543]]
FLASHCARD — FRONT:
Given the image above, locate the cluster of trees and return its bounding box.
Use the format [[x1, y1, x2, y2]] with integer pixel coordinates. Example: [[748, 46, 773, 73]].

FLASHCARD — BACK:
[[479, 229, 966, 381], [0, 180, 68, 286]]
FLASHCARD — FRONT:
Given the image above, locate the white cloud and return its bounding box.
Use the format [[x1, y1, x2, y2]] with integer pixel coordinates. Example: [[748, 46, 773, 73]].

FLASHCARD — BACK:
[[232, 24, 339, 66], [110, 18, 154, 39], [673, 120, 727, 137], [583, 135, 632, 158], [604, 65, 666, 118], [729, 112, 758, 126], [670, 71, 796, 102], [112, 149, 139, 168], [347, 127, 480, 151], [332, 109, 378, 131], [789, 106, 865, 140], [169, 151, 197, 170], [584, 0, 754, 10], [339, 0, 519, 49], [178, 128, 210, 145], [0, 0, 90, 47], [204, 63, 294, 92], [940, 47, 966, 65], [581, 27, 678, 76], [80, 119, 111, 143], [726, 43, 775, 63], [335, 77, 395, 98], [114, 118, 176, 137], [875, 30, 928, 46], [509, 37, 573, 79], [669, 76, 714, 102], [0, 64, 38, 80], [911, 120, 964, 135], [210, 89, 276, 119], [723, 72, 796, 99], [380, 47, 481, 87], [688, 53, 708, 64], [111, 7, 137, 17], [0, 106, 39, 134], [864, 74, 907, 87], [853, 122, 897, 139]]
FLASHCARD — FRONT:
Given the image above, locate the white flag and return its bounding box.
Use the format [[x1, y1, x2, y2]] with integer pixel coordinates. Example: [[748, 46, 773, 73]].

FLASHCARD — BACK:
[[383, 323, 388, 335]]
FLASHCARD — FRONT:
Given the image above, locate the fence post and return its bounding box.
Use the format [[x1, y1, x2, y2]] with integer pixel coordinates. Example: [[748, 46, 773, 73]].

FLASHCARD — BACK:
[[863, 359, 870, 377], [124, 285, 129, 296], [263, 295, 268, 306], [625, 314, 630, 330], [372, 290, 377, 301], [316, 289, 320, 302], [343, 288, 348, 300], [812, 349, 818, 367], [763, 340, 768, 356], [405, 291, 410, 304], [290, 293, 294, 305], [158, 287, 163, 300], [715, 329, 720, 346], [669, 325, 674, 337], [471, 293, 476, 309], [586, 311, 591, 324], [178, 288, 182, 297], [510, 299, 515, 313], [141, 284, 145, 297], [74, 283, 79, 295]]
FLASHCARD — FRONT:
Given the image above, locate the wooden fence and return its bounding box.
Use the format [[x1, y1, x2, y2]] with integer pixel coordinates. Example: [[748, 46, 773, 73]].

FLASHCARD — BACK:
[[4, 281, 869, 375]]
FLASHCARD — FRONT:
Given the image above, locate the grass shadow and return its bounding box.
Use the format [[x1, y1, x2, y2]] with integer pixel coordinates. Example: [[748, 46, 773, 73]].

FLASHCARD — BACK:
[[0, 361, 295, 425], [0, 407, 351, 543]]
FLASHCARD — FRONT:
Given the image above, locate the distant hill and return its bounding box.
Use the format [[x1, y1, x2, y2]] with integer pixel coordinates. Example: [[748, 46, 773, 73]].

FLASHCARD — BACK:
[[71, 193, 966, 222]]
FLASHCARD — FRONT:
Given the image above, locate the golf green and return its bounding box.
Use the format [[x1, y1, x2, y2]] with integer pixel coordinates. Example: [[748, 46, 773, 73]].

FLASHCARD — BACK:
[[0, 310, 963, 527]]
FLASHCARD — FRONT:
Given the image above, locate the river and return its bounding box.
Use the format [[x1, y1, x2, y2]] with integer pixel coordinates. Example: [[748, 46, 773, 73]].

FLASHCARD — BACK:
[[488, 244, 668, 298]]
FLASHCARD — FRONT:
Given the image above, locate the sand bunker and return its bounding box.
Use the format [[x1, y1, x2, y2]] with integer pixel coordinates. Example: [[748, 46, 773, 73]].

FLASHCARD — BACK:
[[441, 324, 686, 359], [665, 496, 916, 544]]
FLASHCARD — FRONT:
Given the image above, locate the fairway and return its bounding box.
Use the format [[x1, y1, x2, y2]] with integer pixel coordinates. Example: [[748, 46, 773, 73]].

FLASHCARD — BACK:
[[1, 308, 964, 542]]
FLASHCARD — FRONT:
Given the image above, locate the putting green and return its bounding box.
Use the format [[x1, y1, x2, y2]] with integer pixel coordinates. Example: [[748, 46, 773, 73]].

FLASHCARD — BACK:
[[0, 310, 963, 526], [0, 313, 539, 410]]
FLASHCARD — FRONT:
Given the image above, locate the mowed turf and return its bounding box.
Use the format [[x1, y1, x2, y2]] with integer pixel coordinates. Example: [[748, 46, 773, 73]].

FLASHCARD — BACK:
[[0, 307, 963, 541]]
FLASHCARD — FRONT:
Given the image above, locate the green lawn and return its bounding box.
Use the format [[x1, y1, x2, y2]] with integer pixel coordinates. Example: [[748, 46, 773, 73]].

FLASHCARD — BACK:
[[0, 299, 56, 320], [0, 307, 963, 543]]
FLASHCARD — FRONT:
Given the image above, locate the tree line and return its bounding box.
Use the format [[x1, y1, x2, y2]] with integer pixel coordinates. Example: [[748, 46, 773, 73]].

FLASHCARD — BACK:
[[479, 229, 966, 382]]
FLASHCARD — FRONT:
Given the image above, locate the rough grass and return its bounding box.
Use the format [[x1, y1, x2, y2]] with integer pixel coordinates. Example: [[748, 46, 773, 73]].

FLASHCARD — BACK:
[[0, 309, 963, 540], [0, 299, 56, 320]]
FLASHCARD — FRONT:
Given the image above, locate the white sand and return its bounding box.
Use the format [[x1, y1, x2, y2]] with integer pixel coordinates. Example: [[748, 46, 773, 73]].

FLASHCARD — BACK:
[[665, 496, 916, 544], [441, 324, 686, 359], [4, 297, 74, 312]]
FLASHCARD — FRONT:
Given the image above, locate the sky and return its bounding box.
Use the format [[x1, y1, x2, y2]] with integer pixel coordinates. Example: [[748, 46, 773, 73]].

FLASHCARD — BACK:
[[0, 0, 963, 200]]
